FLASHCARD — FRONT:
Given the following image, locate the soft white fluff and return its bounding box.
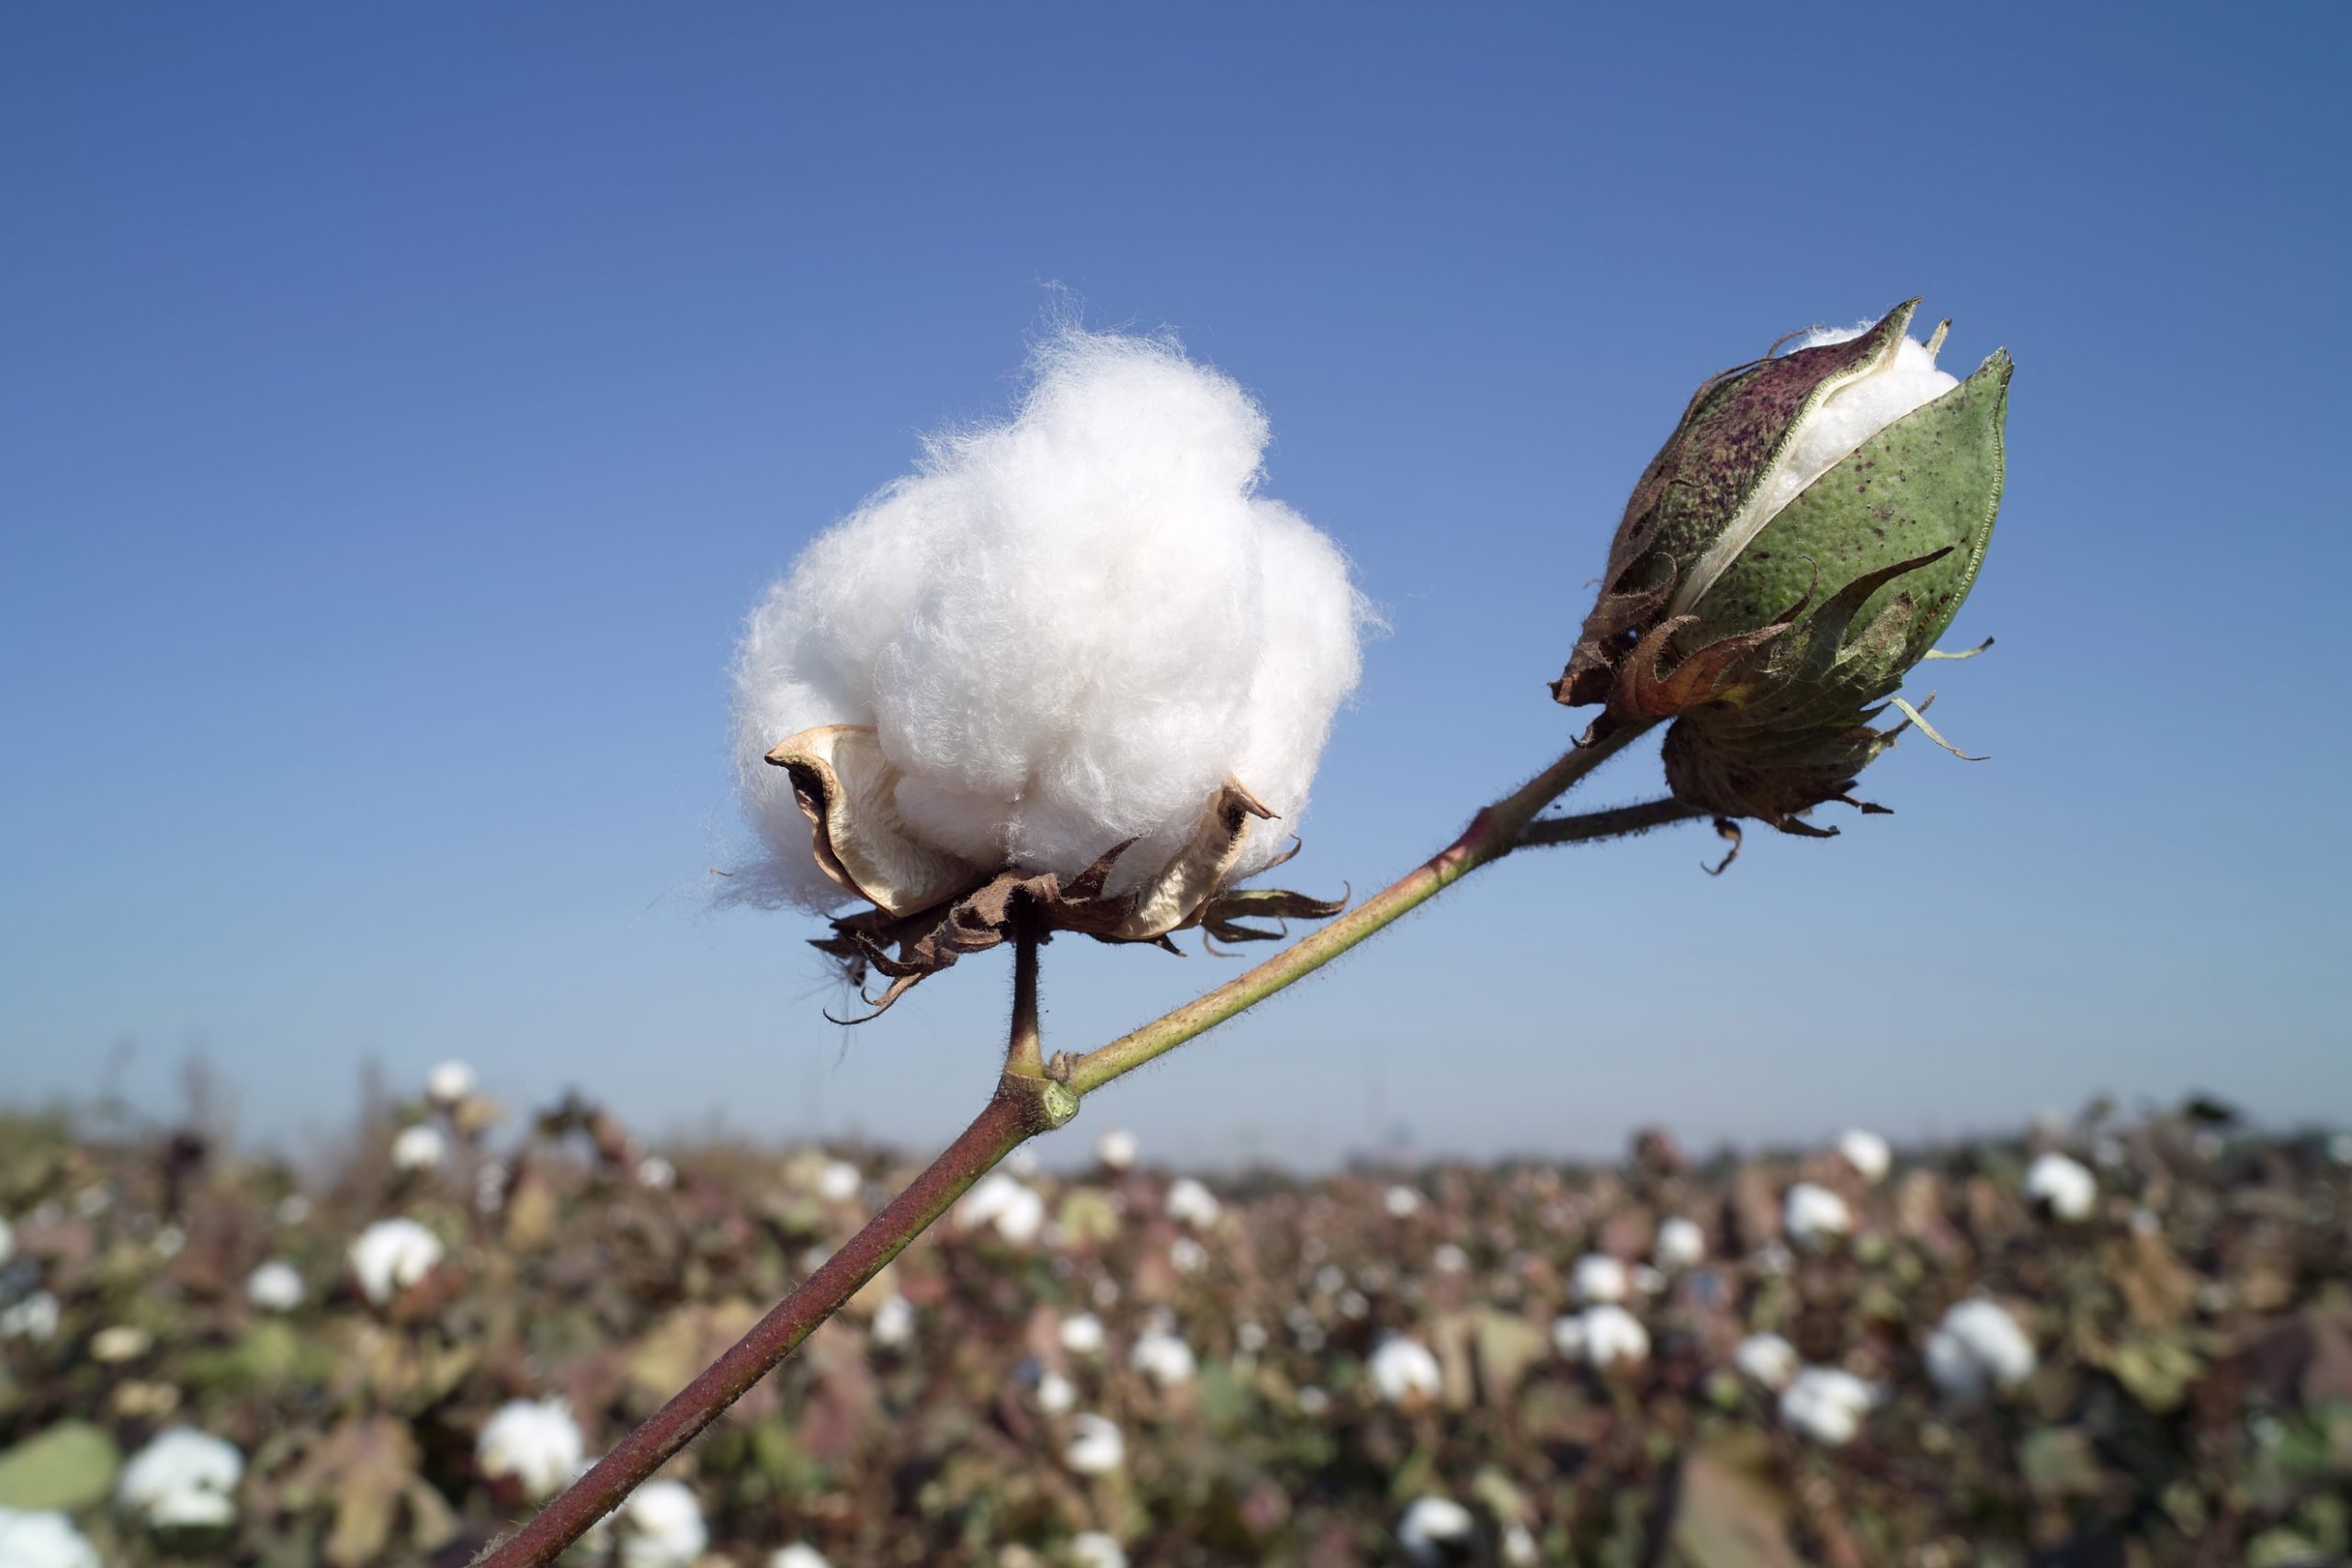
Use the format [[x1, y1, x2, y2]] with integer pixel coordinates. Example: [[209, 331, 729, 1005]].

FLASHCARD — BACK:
[[1676, 318, 1960, 617], [870, 1293, 915, 1348], [246, 1259, 304, 1313], [2024, 1152, 2098, 1221], [1735, 1332, 1800, 1389], [118, 1427, 243, 1526], [1068, 1532, 1128, 1568], [1064, 1413, 1125, 1475], [1369, 1336, 1442, 1404], [1572, 1252, 1630, 1304], [1783, 1182, 1852, 1249], [391, 1123, 446, 1173], [1925, 1299, 2038, 1398], [1131, 1326, 1197, 1388], [1166, 1177, 1222, 1229], [1553, 1305, 1649, 1370], [0, 1509, 101, 1568], [1095, 1128, 1139, 1172], [1838, 1129, 1893, 1186], [348, 1217, 444, 1306], [1779, 1368, 1881, 1446], [1057, 1312, 1105, 1356], [729, 327, 1368, 908], [636, 1156, 676, 1190], [619, 1480, 707, 1568], [1397, 1496, 1477, 1566], [1655, 1217, 1706, 1270], [1035, 1369, 1078, 1415], [425, 1059, 476, 1105], [958, 1173, 1046, 1246], [478, 1398, 585, 1501], [816, 1160, 863, 1203], [1384, 1185, 1423, 1218], [0, 1292, 60, 1343], [770, 1548, 832, 1568]]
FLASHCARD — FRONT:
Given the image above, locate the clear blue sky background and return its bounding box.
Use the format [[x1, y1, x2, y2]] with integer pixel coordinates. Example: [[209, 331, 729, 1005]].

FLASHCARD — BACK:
[[4, 5, 2346, 1168]]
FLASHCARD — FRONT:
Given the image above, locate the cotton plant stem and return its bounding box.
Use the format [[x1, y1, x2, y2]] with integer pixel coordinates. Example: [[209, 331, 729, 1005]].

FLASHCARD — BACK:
[[1516, 795, 1702, 848], [474, 1074, 1060, 1568], [1005, 896, 1046, 1078], [477, 719, 1651, 1566]]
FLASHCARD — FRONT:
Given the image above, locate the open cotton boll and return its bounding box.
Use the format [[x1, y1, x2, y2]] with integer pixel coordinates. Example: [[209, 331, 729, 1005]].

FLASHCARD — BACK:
[[1758, 323, 1962, 525], [1779, 1367, 1882, 1446], [1838, 1129, 1893, 1186], [870, 1293, 916, 1349], [1131, 1326, 1197, 1388], [618, 1480, 707, 1568], [770, 1548, 833, 1568], [1735, 1332, 1800, 1390], [391, 1123, 446, 1172], [1924, 1299, 2038, 1399], [1166, 1177, 1222, 1229], [118, 1427, 243, 1527], [1057, 1312, 1106, 1356], [1095, 1128, 1139, 1172], [1397, 1496, 1478, 1566], [1784, 1182, 1853, 1249], [0, 1507, 102, 1568], [478, 1398, 586, 1501], [729, 327, 1366, 909], [1069, 1532, 1128, 1568], [348, 1217, 444, 1306], [1064, 1413, 1125, 1475], [958, 1172, 1046, 1245], [425, 1059, 476, 1105], [1572, 1252, 1630, 1303], [1369, 1335, 1442, 1404], [246, 1259, 304, 1313], [2024, 1152, 2098, 1221], [1655, 1216, 1706, 1270]]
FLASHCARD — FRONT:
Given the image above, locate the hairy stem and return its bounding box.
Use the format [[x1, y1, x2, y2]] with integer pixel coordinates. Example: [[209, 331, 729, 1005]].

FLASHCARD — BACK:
[[1516, 795, 1702, 848], [473, 1075, 1058, 1567], [476, 719, 1651, 1565]]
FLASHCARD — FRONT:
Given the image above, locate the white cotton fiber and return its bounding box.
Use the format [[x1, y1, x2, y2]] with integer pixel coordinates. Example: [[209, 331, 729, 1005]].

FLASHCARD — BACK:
[[1763, 323, 1959, 525], [729, 328, 1368, 910]]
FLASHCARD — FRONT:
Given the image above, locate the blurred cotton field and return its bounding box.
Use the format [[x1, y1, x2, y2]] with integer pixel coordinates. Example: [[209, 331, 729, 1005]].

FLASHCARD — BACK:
[[1, 1079, 2349, 1567]]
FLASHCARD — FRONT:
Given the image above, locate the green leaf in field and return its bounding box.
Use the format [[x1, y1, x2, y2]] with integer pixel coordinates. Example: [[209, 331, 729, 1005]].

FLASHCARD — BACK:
[[0, 1419, 121, 1509]]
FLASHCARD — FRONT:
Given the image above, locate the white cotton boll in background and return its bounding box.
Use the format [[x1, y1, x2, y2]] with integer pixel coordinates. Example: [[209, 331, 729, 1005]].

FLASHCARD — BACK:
[[1369, 1336, 1443, 1404], [1236, 1320, 1270, 1354], [477, 1398, 586, 1501], [0, 1507, 103, 1568], [959, 1173, 1046, 1246], [1169, 1235, 1206, 1275], [1057, 1312, 1105, 1357], [769, 1547, 832, 1568], [1735, 1333, 1801, 1390], [1432, 1243, 1470, 1275], [728, 327, 1368, 909], [2330, 1132, 2352, 1167], [425, 1060, 476, 1105], [1064, 1414, 1125, 1474], [1655, 1216, 1706, 1270], [1131, 1327, 1196, 1388], [1555, 1306, 1648, 1370], [816, 1160, 863, 1203], [635, 1156, 676, 1190], [2024, 1152, 2098, 1221], [1779, 1368, 1882, 1446], [1837, 1130, 1893, 1185], [1924, 1299, 2038, 1399], [348, 1217, 445, 1306], [245, 1260, 303, 1314], [1068, 1531, 1127, 1568], [391, 1124, 446, 1173], [118, 1427, 243, 1527], [1095, 1128, 1138, 1172], [1501, 1522, 1540, 1568], [870, 1293, 915, 1349], [1396, 1495, 1478, 1566], [1784, 1182, 1852, 1249], [1035, 1371, 1078, 1416], [1166, 1178, 1221, 1229], [1384, 1185, 1423, 1218], [1572, 1253, 1629, 1303], [0, 1292, 61, 1344], [618, 1479, 707, 1568]]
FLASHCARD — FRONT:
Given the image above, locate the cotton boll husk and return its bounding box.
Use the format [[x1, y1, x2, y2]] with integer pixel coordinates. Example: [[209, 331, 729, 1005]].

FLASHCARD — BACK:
[[1758, 327, 1960, 530], [729, 328, 1366, 908]]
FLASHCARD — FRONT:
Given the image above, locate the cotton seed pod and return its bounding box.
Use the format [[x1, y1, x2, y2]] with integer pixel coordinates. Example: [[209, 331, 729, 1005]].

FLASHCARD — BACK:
[[1557, 299, 2010, 836]]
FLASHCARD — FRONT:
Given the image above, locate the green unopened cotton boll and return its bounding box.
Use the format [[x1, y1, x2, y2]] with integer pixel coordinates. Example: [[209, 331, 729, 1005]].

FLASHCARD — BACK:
[[1557, 299, 2011, 835]]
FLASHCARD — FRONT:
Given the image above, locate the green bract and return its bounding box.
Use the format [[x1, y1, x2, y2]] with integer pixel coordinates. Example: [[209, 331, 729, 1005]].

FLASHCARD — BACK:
[[1555, 299, 2011, 835]]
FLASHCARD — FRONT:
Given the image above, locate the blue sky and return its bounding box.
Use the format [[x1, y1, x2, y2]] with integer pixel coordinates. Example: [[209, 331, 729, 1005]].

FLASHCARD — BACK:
[[4, 5, 2346, 1168]]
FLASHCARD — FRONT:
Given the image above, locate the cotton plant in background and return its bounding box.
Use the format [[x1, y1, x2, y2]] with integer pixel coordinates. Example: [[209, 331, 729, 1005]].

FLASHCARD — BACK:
[[2025, 1151, 2098, 1221], [1838, 1128, 1893, 1185], [1924, 1298, 2039, 1399], [1783, 1181, 1853, 1249], [729, 326, 1370, 1018], [118, 1427, 243, 1530], [348, 1216, 445, 1308]]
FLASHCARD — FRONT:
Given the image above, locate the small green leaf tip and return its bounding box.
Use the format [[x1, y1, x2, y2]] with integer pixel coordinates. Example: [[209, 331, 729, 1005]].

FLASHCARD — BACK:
[[1556, 301, 2010, 836]]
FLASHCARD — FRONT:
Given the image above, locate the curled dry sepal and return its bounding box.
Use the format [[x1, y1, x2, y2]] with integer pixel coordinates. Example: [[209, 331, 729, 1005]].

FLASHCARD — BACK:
[[768, 727, 1343, 1019], [1555, 299, 2012, 838]]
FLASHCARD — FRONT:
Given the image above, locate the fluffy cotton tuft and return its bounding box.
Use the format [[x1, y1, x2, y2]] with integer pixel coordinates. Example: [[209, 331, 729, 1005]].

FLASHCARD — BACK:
[[1764, 323, 1960, 525], [958, 1173, 1046, 1246], [0, 1508, 102, 1568], [1064, 1414, 1125, 1475], [245, 1259, 304, 1313], [1095, 1128, 1139, 1172], [1396, 1496, 1477, 1566], [2024, 1152, 2098, 1221], [1131, 1326, 1197, 1388], [1166, 1177, 1222, 1229], [477, 1398, 586, 1501], [1654, 1217, 1706, 1270], [425, 1060, 476, 1105], [816, 1160, 863, 1204], [1057, 1312, 1105, 1356], [729, 327, 1368, 908], [1924, 1299, 2038, 1399], [1368, 1336, 1443, 1404], [1554, 1305, 1649, 1370], [1735, 1332, 1800, 1390], [348, 1217, 445, 1306], [1837, 1129, 1893, 1185], [391, 1123, 446, 1173], [870, 1293, 915, 1348], [118, 1427, 243, 1528], [619, 1480, 707, 1568], [1783, 1182, 1852, 1249], [1572, 1252, 1630, 1304], [1779, 1367, 1882, 1446], [769, 1548, 833, 1568], [1069, 1532, 1128, 1568]]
